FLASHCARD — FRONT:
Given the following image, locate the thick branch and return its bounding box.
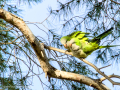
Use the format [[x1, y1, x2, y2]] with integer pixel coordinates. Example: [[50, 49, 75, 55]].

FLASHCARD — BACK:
[[49, 70, 108, 90]]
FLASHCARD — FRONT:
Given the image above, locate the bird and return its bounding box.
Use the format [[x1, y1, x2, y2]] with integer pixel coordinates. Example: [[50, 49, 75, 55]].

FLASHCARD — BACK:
[[68, 27, 120, 58]]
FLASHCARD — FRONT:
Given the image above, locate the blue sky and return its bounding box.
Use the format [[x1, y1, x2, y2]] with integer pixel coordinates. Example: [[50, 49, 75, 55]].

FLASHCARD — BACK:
[[16, 0, 120, 90]]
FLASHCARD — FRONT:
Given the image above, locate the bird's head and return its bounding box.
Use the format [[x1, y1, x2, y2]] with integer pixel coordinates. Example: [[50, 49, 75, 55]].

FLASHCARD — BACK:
[[60, 36, 69, 48], [60, 38, 67, 44]]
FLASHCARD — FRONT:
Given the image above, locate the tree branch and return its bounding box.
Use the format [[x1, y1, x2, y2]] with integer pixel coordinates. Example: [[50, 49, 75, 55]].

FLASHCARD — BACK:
[[99, 64, 111, 70], [100, 74, 120, 82]]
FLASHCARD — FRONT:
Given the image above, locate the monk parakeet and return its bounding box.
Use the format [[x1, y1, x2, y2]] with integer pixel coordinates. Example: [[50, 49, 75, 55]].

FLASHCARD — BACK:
[[69, 27, 120, 58], [60, 31, 89, 51]]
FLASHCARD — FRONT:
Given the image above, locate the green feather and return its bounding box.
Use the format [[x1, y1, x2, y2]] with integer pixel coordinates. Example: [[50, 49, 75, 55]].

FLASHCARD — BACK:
[[68, 31, 89, 38], [61, 27, 117, 58], [68, 27, 120, 58]]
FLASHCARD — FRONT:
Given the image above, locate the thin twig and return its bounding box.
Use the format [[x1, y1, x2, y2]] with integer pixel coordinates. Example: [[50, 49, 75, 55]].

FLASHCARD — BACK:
[[100, 74, 120, 82], [99, 64, 112, 70]]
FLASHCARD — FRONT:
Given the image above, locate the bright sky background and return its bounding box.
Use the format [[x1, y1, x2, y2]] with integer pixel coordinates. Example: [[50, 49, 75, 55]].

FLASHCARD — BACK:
[[14, 0, 120, 90]]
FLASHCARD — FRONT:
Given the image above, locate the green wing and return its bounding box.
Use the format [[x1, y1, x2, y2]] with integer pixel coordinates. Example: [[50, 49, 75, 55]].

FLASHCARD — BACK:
[[81, 41, 99, 55], [80, 27, 113, 54], [69, 27, 118, 58], [80, 27, 115, 55], [61, 28, 114, 56]]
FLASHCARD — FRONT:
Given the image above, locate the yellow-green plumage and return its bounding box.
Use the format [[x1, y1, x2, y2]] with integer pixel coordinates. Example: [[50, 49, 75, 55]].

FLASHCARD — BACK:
[[69, 27, 120, 58], [60, 27, 120, 58]]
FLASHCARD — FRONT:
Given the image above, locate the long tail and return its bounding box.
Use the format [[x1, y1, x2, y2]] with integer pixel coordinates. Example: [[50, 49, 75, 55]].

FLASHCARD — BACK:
[[99, 45, 120, 49], [91, 27, 113, 43]]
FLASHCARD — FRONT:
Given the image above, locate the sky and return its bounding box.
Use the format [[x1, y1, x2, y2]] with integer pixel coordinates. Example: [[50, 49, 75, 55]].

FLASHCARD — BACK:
[[13, 0, 120, 90]]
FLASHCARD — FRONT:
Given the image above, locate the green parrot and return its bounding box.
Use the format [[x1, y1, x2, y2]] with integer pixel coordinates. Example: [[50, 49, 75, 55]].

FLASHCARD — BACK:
[[60, 31, 89, 51], [69, 27, 120, 58]]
